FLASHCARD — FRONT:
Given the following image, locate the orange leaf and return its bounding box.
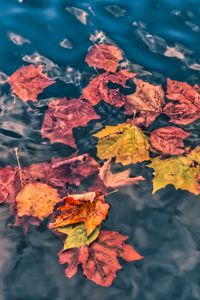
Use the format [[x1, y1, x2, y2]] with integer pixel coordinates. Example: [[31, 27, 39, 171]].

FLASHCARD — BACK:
[[49, 192, 109, 235], [7, 64, 55, 102], [85, 44, 123, 72]]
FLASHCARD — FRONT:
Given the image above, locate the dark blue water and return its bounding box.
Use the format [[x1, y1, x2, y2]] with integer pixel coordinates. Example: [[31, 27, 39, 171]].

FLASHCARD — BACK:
[[0, 0, 200, 299]]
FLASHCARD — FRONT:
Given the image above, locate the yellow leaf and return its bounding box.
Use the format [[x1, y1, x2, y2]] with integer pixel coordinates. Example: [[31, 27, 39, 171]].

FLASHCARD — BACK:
[[16, 182, 61, 220], [148, 146, 200, 195], [57, 223, 100, 250], [94, 123, 150, 166]]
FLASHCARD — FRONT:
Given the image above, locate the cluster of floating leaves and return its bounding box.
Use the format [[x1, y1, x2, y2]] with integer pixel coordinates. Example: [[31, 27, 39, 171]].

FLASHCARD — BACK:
[[2, 43, 200, 286]]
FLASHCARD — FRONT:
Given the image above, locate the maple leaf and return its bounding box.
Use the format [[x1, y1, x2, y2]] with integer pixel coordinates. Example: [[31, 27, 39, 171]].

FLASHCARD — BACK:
[[49, 192, 109, 236], [58, 230, 143, 286], [124, 78, 165, 127], [85, 44, 123, 72], [81, 70, 136, 107], [148, 146, 200, 194], [16, 182, 61, 220], [150, 126, 189, 155], [57, 223, 100, 250], [94, 123, 150, 166], [163, 79, 200, 125], [98, 159, 144, 189], [7, 64, 55, 102], [41, 98, 100, 148]]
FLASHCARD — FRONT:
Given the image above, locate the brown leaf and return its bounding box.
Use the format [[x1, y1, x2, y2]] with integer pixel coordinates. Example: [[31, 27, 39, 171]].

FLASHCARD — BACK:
[[124, 78, 165, 127], [59, 230, 143, 287], [49, 192, 109, 235], [81, 70, 136, 107], [7, 64, 55, 102], [99, 159, 144, 189], [41, 98, 100, 148], [16, 182, 61, 220], [163, 79, 200, 125], [150, 126, 189, 155], [85, 44, 123, 72]]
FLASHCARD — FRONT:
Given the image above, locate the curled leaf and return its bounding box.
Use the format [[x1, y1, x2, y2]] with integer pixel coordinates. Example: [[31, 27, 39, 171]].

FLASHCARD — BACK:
[[41, 98, 100, 148], [7, 64, 55, 102], [49, 192, 109, 236], [16, 182, 61, 220], [150, 126, 189, 155], [59, 230, 143, 287], [94, 123, 150, 166], [85, 44, 123, 72]]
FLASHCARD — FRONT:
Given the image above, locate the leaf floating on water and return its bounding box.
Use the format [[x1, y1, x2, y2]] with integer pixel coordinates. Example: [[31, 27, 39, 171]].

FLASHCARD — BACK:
[[99, 159, 144, 189], [85, 44, 123, 73], [81, 70, 136, 107], [94, 123, 150, 166], [16, 182, 61, 220], [148, 146, 200, 194], [124, 78, 165, 127], [41, 98, 100, 148], [163, 79, 200, 125], [57, 223, 100, 250], [65, 7, 89, 25], [49, 192, 109, 236], [58, 230, 143, 287], [150, 126, 189, 155], [7, 64, 55, 102]]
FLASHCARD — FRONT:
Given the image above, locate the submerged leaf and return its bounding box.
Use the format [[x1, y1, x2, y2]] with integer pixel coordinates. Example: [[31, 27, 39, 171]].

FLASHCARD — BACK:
[[85, 44, 123, 72], [148, 146, 200, 194], [41, 98, 100, 148], [94, 123, 150, 166], [150, 126, 189, 155], [163, 79, 200, 125], [16, 182, 61, 220], [59, 230, 143, 286], [7, 64, 55, 102], [49, 192, 109, 235]]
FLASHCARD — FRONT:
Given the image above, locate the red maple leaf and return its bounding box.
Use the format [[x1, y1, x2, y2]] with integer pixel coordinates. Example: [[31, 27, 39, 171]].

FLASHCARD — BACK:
[[85, 44, 123, 73], [41, 98, 100, 148], [59, 230, 143, 286], [7, 64, 55, 102], [150, 126, 190, 155]]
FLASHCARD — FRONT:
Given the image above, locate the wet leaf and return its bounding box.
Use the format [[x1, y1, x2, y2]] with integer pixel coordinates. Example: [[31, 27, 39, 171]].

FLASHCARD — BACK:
[[7, 64, 55, 102], [49, 192, 109, 235], [59, 230, 143, 286], [124, 78, 165, 127], [41, 98, 100, 148], [94, 123, 150, 166], [163, 79, 200, 125], [85, 44, 123, 72], [81, 70, 136, 106], [150, 126, 189, 155], [99, 159, 144, 188], [16, 182, 61, 220], [148, 146, 200, 194], [57, 224, 100, 250]]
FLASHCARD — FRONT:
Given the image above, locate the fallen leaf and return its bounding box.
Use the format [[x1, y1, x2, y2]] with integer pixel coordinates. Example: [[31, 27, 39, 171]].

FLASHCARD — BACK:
[[59, 230, 143, 286], [148, 146, 200, 194], [150, 126, 189, 155], [7, 64, 55, 102], [16, 182, 61, 220], [124, 78, 165, 127], [94, 123, 150, 166], [81, 70, 136, 107], [57, 223, 100, 250], [99, 159, 144, 188], [163, 79, 200, 125], [49, 192, 109, 235], [41, 98, 100, 148], [85, 44, 123, 72]]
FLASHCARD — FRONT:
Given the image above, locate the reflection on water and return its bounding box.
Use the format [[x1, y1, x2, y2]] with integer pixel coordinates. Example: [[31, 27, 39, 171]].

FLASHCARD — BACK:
[[0, 0, 200, 299]]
